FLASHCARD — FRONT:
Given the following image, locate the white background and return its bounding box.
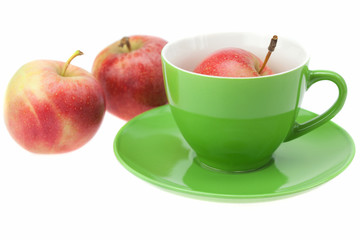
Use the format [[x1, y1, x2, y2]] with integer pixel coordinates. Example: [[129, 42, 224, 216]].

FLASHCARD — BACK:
[[0, 0, 359, 239]]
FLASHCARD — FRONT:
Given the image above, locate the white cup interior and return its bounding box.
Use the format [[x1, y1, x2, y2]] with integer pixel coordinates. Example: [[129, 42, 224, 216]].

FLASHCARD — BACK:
[[162, 32, 309, 76]]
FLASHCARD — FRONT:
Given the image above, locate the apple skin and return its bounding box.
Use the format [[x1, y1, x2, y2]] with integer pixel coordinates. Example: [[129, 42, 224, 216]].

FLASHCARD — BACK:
[[194, 48, 273, 77], [4, 60, 106, 154], [92, 35, 168, 121]]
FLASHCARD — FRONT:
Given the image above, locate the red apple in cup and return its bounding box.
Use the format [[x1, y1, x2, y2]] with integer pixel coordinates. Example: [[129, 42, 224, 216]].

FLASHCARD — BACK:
[[92, 35, 168, 121], [194, 48, 274, 77], [4, 51, 106, 154]]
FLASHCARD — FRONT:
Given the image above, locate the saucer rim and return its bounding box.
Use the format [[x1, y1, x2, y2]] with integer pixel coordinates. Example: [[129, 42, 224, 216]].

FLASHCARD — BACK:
[[113, 105, 356, 200]]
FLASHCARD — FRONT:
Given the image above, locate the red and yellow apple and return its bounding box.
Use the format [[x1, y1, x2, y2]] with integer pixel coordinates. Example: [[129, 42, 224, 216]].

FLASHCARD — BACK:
[[4, 51, 106, 154], [92, 35, 167, 121], [194, 48, 273, 77]]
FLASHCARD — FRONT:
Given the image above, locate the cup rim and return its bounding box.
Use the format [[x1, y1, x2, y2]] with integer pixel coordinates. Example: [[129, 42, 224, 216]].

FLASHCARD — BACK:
[[161, 32, 310, 79]]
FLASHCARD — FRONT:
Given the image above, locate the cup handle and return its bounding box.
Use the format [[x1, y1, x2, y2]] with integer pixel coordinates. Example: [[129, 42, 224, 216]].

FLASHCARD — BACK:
[[284, 70, 347, 142]]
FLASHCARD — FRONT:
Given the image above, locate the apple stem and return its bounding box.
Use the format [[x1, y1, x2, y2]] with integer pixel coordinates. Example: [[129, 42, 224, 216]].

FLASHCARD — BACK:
[[61, 50, 83, 76], [259, 35, 278, 74], [119, 37, 131, 52]]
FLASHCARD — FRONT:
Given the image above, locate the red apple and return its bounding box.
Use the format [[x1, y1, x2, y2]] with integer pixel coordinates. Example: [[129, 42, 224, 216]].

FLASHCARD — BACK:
[[92, 35, 168, 121], [4, 51, 106, 154], [194, 48, 274, 77]]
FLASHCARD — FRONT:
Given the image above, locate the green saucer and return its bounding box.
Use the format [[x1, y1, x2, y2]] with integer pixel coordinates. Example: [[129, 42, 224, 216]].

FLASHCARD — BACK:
[[114, 105, 355, 202]]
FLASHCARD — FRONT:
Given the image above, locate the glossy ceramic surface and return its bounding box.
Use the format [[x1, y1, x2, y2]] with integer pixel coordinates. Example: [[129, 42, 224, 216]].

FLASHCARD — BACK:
[[161, 32, 347, 172], [114, 105, 355, 202]]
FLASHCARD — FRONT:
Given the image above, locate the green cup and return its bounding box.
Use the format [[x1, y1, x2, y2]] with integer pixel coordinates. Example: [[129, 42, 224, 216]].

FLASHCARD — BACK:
[[161, 32, 347, 172]]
